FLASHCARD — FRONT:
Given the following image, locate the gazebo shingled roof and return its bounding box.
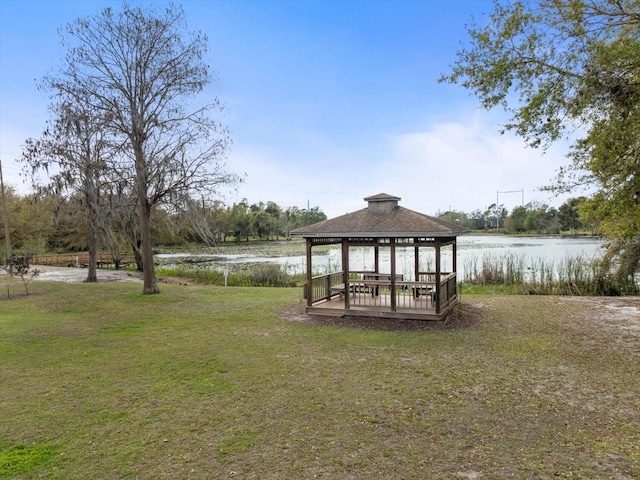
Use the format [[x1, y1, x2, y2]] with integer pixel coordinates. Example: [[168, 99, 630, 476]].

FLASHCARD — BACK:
[[291, 193, 468, 238]]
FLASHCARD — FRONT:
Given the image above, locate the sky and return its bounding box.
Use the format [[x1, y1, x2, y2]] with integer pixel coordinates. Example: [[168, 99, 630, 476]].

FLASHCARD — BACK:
[[0, 0, 580, 219]]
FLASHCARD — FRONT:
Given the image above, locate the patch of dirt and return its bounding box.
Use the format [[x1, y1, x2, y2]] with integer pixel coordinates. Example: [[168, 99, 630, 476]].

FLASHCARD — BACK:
[[0, 265, 143, 284], [561, 296, 640, 349], [281, 295, 640, 335], [38, 265, 143, 283], [281, 301, 483, 331]]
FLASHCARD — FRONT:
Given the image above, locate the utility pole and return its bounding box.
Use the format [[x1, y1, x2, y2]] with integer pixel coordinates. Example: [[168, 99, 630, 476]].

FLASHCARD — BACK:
[[0, 158, 12, 273], [496, 188, 525, 229]]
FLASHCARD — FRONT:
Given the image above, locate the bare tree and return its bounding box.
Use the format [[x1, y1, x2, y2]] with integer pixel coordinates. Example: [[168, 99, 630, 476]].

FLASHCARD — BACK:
[[22, 101, 114, 283], [101, 181, 139, 270], [46, 3, 237, 294], [175, 195, 219, 247]]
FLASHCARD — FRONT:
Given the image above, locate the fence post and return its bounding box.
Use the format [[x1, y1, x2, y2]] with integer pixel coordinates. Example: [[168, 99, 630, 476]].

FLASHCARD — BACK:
[[326, 275, 331, 301]]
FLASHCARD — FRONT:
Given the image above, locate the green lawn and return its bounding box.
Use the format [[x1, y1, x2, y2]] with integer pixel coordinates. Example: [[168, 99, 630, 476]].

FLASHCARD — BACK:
[[1, 283, 638, 479]]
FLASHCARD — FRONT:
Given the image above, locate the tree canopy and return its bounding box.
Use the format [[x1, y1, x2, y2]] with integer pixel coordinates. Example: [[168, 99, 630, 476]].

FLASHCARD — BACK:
[[22, 99, 114, 282], [441, 0, 640, 282]]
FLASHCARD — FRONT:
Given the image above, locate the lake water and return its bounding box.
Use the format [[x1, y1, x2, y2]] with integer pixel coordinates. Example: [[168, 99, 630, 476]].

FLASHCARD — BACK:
[[157, 235, 604, 279]]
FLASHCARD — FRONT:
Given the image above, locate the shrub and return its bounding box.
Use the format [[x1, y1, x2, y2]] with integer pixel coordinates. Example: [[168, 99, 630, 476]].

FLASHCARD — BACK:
[[248, 263, 296, 287], [3, 255, 40, 296]]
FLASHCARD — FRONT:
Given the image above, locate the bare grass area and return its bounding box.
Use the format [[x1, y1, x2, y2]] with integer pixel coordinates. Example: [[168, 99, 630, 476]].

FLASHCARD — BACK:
[[1, 280, 638, 479]]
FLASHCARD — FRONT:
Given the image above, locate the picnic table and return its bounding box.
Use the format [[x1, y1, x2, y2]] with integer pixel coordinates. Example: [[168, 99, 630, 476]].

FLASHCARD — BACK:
[[329, 281, 384, 298], [330, 279, 436, 305]]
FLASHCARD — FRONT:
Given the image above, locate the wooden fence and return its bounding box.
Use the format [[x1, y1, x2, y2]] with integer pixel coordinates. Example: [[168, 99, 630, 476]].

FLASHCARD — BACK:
[[31, 253, 132, 269]]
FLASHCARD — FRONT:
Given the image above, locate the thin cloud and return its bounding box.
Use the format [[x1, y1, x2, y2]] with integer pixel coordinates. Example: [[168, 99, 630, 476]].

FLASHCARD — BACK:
[[371, 115, 573, 215], [231, 112, 577, 218]]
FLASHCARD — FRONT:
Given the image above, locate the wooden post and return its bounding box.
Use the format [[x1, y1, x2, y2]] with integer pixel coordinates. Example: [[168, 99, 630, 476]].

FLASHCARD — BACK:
[[342, 238, 350, 309], [374, 245, 379, 274], [306, 239, 313, 307], [414, 244, 420, 281], [452, 238, 458, 300], [452, 238, 457, 273], [390, 238, 396, 311], [435, 240, 441, 314]]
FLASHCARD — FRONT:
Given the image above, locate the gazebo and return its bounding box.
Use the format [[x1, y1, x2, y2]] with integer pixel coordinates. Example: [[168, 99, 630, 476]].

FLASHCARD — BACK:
[[290, 193, 468, 321]]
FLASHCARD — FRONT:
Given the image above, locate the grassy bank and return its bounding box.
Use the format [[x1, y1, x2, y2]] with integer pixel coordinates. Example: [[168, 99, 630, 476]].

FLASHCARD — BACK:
[[1, 283, 639, 478]]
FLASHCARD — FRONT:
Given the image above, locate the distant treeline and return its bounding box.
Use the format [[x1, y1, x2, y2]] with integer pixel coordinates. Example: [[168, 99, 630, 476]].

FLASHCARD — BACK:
[[436, 197, 590, 234], [0, 186, 591, 264], [0, 187, 327, 260]]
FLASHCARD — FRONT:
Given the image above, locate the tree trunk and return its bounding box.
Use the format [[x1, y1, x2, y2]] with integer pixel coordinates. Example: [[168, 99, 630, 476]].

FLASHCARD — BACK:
[[86, 220, 98, 282], [132, 139, 159, 294], [132, 240, 143, 272], [138, 191, 158, 294]]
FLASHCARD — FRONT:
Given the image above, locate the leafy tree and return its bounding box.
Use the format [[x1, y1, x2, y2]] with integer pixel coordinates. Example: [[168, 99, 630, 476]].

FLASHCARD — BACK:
[[251, 211, 271, 240], [0, 188, 54, 256], [523, 210, 538, 232], [206, 200, 230, 243], [299, 206, 327, 227], [283, 207, 302, 236], [437, 210, 466, 226], [518, 202, 560, 234], [264, 201, 284, 239], [484, 203, 507, 229], [48, 194, 91, 252], [441, 0, 640, 283], [246, 201, 285, 240], [510, 205, 528, 233], [47, 3, 238, 293], [558, 197, 587, 233], [542, 206, 561, 234], [229, 200, 251, 242], [467, 209, 487, 230]]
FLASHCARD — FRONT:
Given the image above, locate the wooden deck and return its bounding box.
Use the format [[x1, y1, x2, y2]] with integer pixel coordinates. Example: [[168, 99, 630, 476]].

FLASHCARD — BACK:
[[306, 272, 459, 321], [307, 291, 457, 321]]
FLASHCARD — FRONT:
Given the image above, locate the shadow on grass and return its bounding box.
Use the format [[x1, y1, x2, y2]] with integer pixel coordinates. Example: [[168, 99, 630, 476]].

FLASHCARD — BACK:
[[0, 291, 42, 302], [281, 301, 483, 331]]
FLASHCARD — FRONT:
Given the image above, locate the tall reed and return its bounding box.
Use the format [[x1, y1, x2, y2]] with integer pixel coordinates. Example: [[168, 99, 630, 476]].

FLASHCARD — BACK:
[[462, 252, 635, 295], [156, 263, 296, 287], [463, 253, 525, 286]]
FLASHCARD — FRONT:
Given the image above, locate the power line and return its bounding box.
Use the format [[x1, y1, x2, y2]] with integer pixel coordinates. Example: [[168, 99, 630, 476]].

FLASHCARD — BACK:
[[496, 188, 524, 228]]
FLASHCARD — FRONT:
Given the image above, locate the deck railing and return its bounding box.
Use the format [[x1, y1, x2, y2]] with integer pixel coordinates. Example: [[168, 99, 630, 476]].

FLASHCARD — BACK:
[[308, 272, 343, 303], [348, 279, 435, 311], [438, 272, 457, 311], [307, 271, 458, 314], [350, 284, 393, 309]]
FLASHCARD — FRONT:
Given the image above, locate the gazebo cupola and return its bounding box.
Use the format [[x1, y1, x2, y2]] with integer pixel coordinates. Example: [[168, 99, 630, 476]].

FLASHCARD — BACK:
[[291, 193, 468, 321], [365, 193, 400, 213]]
